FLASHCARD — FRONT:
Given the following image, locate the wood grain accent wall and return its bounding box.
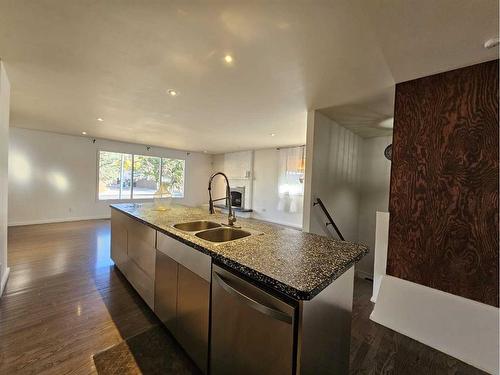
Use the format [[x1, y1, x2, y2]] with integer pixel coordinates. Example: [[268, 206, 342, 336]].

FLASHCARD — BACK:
[[387, 60, 499, 307]]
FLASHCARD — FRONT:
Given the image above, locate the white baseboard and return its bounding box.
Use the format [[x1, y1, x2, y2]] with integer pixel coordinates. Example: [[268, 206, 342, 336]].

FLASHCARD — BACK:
[[0, 267, 10, 296], [8, 215, 110, 227], [370, 275, 499, 374]]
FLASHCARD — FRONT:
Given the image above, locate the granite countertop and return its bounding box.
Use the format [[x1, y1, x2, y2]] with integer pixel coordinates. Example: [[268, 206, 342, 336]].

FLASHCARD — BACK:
[[111, 203, 368, 301]]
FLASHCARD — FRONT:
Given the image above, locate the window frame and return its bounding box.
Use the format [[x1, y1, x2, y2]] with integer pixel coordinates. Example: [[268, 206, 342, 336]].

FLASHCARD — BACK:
[[95, 149, 186, 202]]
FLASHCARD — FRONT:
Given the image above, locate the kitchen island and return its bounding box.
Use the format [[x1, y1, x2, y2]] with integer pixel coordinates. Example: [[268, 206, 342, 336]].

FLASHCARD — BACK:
[[110, 203, 368, 375]]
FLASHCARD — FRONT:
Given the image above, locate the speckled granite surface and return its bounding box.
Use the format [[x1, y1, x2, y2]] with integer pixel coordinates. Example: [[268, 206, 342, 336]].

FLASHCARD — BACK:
[[111, 203, 368, 300]]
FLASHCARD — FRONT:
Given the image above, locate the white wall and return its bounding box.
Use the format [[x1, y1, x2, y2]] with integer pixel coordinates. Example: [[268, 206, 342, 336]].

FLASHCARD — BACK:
[[8, 128, 213, 226], [304, 111, 392, 276], [371, 275, 499, 374], [356, 136, 392, 276], [0, 61, 10, 295], [212, 148, 304, 228], [303, 111, 361, 242], [211, 153, 225, 199], [211, 151, 254, 210]]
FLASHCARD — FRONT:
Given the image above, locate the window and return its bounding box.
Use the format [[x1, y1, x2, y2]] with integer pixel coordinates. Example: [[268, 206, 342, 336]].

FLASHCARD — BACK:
[[278, 146, 305, 196], [133, 155, 161, 199], [277, 146, 305, 213], [98, 151, 132, 200], [97, 151, 185, 200], [161, 158, 185, 198]]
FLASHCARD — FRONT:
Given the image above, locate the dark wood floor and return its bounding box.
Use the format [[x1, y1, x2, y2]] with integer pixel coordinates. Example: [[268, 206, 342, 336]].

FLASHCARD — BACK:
[[0, 220, 486, 374], [349, 278, 486, 375]]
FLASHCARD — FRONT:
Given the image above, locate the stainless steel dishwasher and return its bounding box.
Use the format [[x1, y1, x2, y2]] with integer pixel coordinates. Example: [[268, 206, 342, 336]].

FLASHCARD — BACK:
[[211, 264, 297, 375]]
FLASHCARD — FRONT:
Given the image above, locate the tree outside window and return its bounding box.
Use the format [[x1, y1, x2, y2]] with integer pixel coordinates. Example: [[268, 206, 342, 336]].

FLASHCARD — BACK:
[[97, 151, 185, 200]]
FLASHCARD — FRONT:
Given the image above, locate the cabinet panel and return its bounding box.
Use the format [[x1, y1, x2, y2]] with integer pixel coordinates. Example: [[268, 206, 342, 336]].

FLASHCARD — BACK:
[[110, 210, 128, 269], [127, 219, 156, 279], [154, 250, 178, 334], [157, 232, 211, 282], [127, 260, 155, 310], [177, 265, 210, 375], [111, 209, 155, 310]]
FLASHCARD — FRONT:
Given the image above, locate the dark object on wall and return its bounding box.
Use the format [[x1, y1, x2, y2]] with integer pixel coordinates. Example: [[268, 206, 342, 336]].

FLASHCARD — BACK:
[[384, 144, 392, 161], [387, 60, 499, 307]]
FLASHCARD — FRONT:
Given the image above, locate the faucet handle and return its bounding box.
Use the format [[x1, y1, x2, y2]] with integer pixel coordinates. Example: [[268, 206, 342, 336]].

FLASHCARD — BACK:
[[227, 214, 239, 227], [222, 220, 241, 228]]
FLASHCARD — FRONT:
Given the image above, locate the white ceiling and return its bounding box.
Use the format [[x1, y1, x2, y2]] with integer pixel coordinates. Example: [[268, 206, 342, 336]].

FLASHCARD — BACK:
[[0, 0, 498, 152], [319, 87, 395, 138]]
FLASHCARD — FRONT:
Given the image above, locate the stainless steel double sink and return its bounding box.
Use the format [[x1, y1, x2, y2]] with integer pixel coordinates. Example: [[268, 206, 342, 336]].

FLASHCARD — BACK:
[[172, 220, 260, 243]]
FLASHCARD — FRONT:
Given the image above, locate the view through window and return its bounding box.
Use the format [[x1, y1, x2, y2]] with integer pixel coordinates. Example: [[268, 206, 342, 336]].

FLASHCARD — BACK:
[[98, 151, 185, 200]]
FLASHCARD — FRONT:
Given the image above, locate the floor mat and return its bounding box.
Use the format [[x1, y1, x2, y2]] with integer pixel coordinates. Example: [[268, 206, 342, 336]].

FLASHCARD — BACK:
[[93, 325, 202, 375]]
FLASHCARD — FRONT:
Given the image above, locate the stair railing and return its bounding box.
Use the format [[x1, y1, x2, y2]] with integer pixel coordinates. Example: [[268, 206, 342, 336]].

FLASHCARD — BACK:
[[313, 197, 345, 241]]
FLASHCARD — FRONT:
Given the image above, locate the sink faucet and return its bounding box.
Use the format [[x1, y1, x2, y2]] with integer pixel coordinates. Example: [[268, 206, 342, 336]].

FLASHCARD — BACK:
[[208, 172, 237, 227]]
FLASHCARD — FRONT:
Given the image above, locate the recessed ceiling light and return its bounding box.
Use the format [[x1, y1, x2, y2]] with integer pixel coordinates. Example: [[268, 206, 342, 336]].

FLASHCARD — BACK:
[[97, 117, 104, 122], [82, 131, 87, 135], [270, 133, 276, 137], [378, 118, 394, 129], [224, 55, 233, 64], [203, 150, 208, 153], [167, 89, 178, 97]]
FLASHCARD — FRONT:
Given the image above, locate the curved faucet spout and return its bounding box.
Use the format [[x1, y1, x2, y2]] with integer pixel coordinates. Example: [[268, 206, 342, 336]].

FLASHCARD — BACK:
[[208, 172, 237, 226]]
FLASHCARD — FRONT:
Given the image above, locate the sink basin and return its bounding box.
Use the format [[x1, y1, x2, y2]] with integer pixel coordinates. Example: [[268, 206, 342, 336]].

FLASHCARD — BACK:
[[173, 220, 221, 232], [195, 227, 252, 243]]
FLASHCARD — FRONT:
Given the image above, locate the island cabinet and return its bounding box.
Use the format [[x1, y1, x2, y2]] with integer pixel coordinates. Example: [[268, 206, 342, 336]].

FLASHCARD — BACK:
[[155, 232, 211, 375], [110, 209, 156, 310], [110, 209, 128, 268], [111, 204, 366, 375], [154, 250, 178, 333]]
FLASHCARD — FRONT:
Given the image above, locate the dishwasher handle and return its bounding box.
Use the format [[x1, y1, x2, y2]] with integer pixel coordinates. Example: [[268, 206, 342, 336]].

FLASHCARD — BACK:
[[213, 272, 293, 325]]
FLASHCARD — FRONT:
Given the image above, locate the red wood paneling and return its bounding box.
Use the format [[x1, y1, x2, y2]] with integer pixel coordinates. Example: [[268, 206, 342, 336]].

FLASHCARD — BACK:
[[387, 60, 499, 307]]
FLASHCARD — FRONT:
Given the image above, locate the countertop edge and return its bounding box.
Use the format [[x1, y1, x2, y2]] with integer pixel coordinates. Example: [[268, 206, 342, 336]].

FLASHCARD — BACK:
[[110, 205, 368, 301]]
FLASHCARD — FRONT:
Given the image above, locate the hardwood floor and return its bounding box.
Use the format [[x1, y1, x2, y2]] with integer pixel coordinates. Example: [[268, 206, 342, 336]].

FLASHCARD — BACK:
[[349, 279, 486, 375], [0, 220, 486, 374], [1, 220, 159, 375]]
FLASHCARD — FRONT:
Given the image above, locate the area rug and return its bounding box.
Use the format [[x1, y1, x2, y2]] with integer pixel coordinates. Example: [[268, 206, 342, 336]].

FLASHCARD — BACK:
[[93, 325, 201, 375]]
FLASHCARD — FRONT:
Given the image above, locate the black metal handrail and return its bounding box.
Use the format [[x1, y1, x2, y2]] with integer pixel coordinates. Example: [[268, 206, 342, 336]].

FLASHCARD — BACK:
[[313, 198, 345, 241]]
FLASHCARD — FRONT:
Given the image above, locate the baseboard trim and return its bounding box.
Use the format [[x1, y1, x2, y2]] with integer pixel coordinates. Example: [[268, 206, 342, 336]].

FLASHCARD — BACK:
[[370, 275, 499, 374], [0, 267, 10, 297], [8, 215, 110, 227]]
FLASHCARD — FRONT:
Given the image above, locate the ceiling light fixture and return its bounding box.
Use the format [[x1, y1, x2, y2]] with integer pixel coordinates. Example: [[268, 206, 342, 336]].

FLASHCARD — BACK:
[[484, 37, 500, 49], [167, 89, 178, 97], [224, 55, 233, 64], [97, 117, 104, 122], [82, 131, 87, 135], [378, 118, 394, 129], [270, 133, 276, 137]]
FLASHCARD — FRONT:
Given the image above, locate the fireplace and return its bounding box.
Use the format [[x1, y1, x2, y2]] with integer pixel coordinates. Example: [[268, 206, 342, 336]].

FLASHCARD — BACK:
[[230, 187, 245, 209]]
